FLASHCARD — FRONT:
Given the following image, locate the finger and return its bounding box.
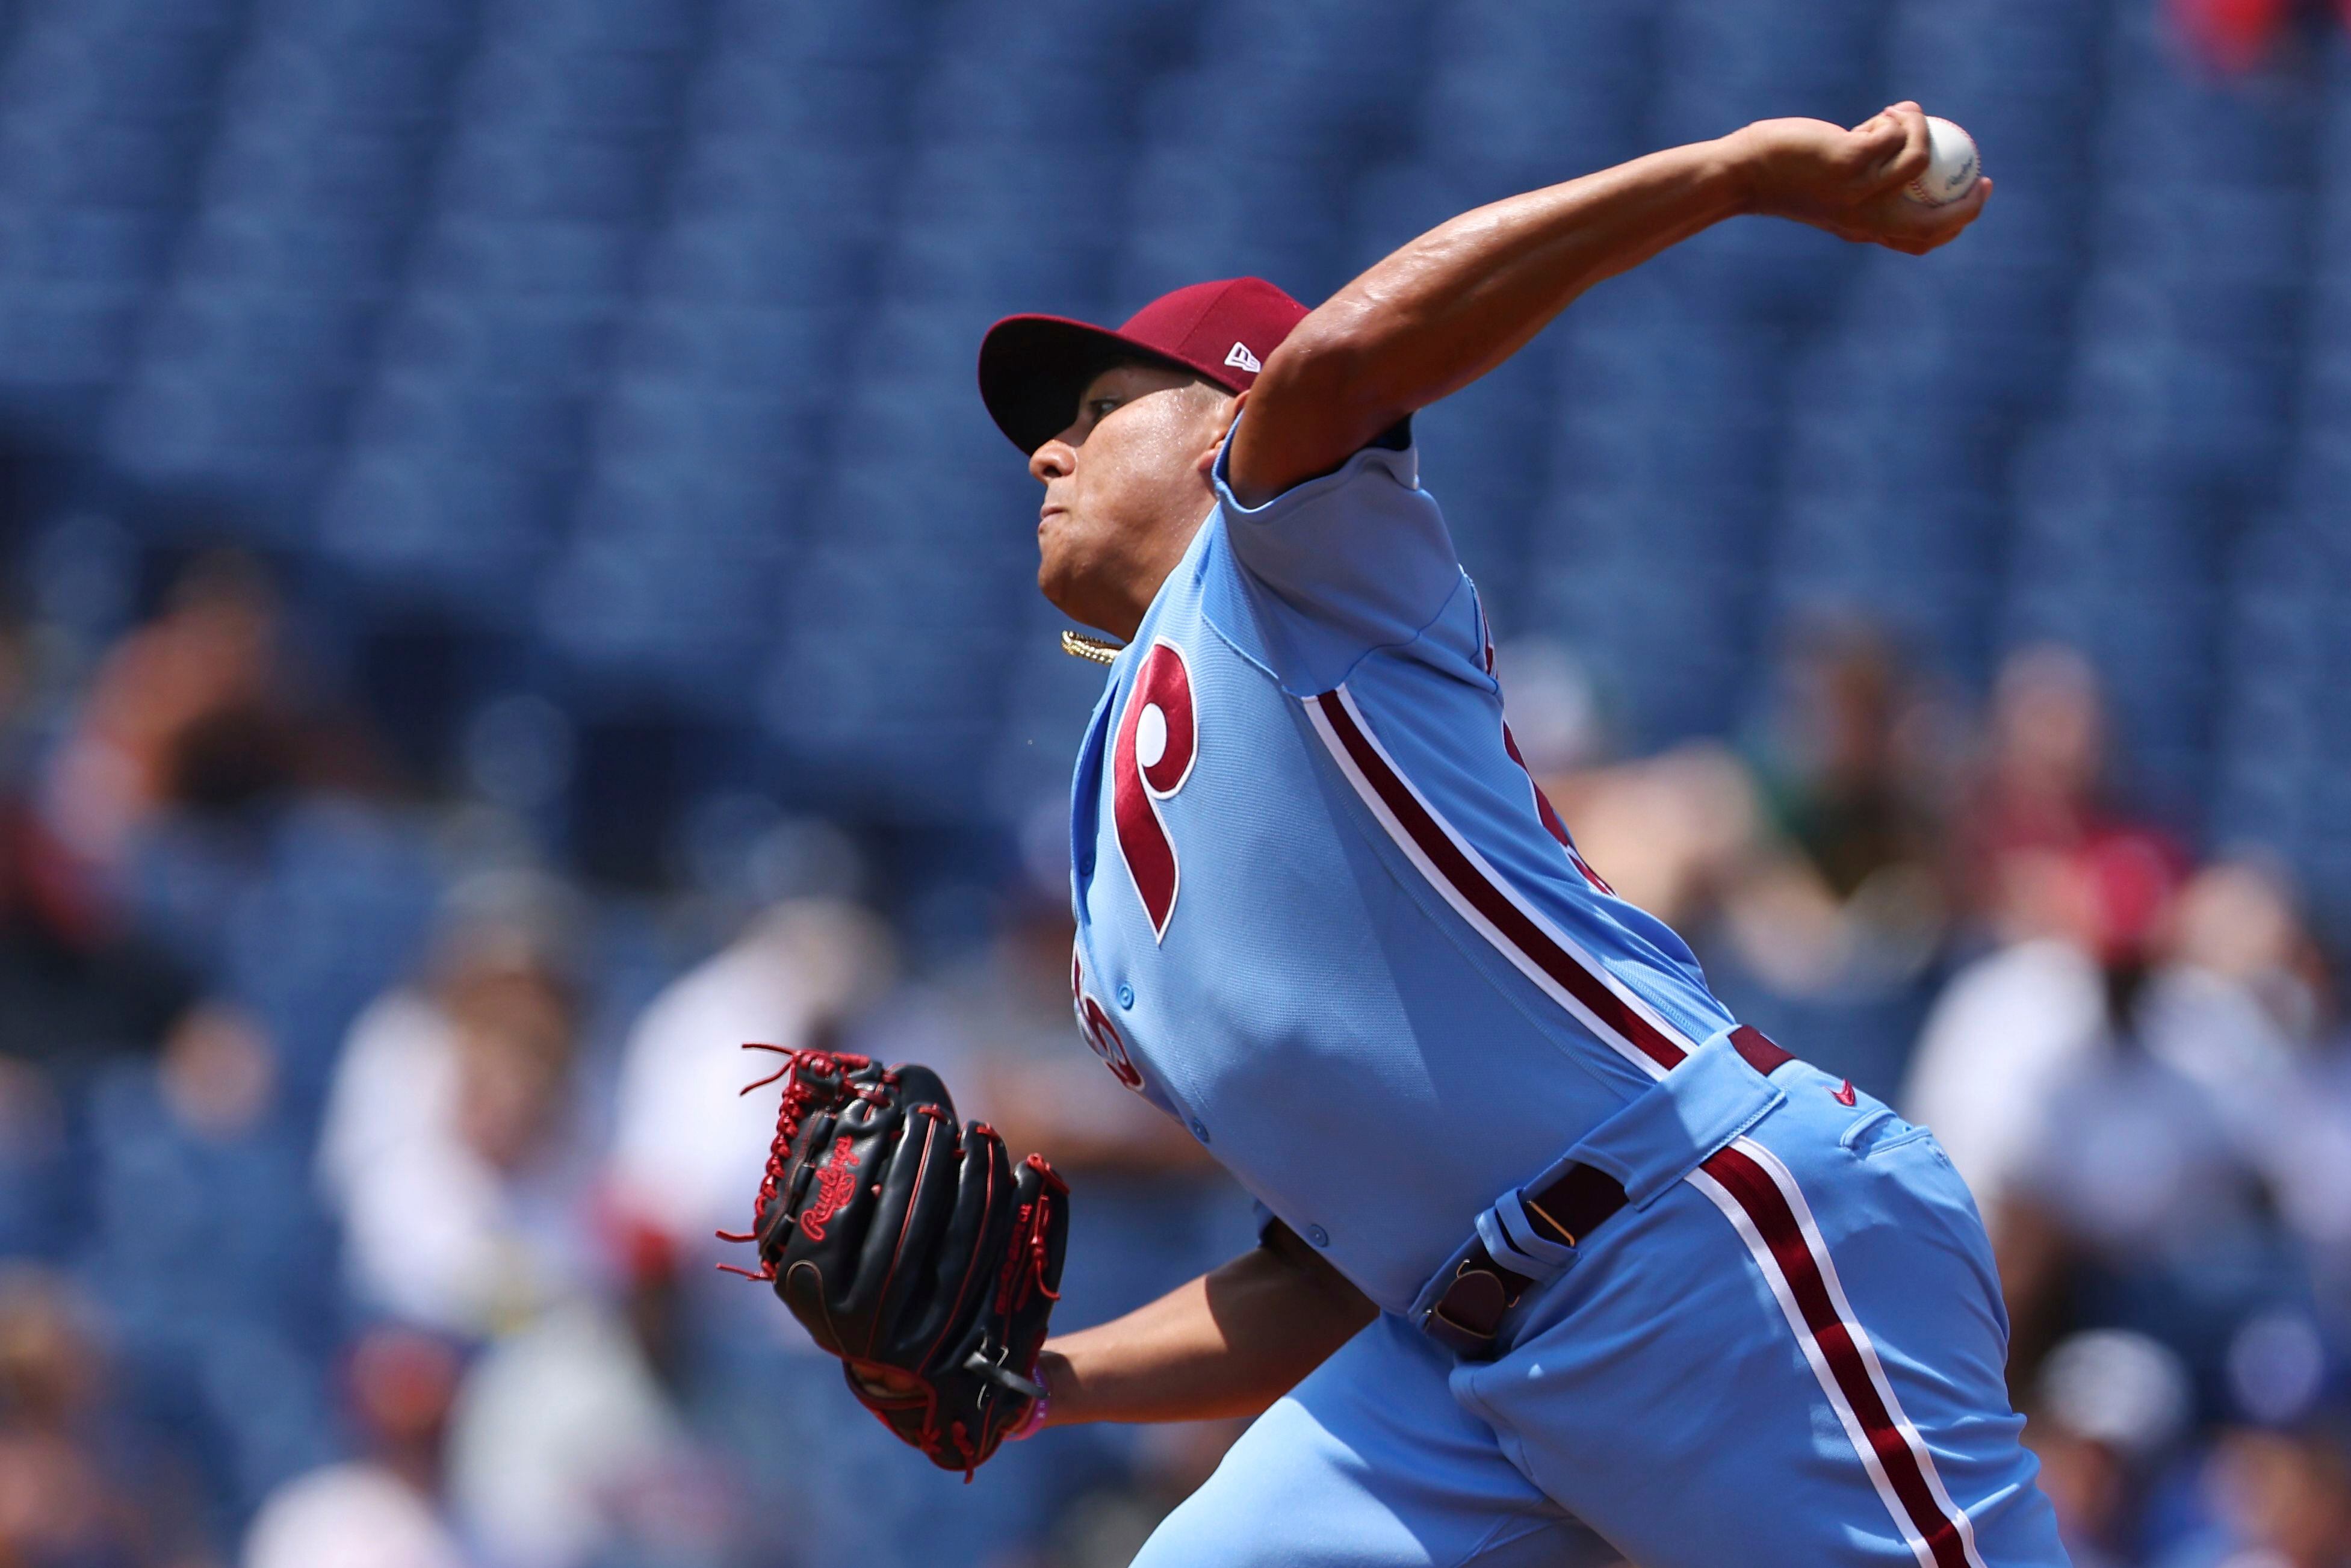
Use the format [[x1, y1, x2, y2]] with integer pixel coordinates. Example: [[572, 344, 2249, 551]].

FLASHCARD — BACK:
[[1891, 176, 1992, 255], [1847, 109, 1905, 161], [1926, 175, 1993, 238], [1865, 104, 1932, 194], [850, 1365, 925, 1398]]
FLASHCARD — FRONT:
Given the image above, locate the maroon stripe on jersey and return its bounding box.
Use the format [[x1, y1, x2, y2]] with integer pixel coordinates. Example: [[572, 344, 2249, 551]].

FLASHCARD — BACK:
[[1502, 719, 1613, 894], [1312, 692, 1684, 1072], [1701, 1144, 1975, 1568], [1482, 627, 1613, 894]]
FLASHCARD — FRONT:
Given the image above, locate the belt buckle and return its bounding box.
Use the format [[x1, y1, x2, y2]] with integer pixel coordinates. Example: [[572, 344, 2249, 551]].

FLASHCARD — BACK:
[[1425, 1257, 1513, 1360]]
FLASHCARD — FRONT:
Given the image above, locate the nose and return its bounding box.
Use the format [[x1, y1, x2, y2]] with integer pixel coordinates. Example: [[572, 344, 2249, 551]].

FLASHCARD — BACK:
[[1029, 436, 1074, 485]]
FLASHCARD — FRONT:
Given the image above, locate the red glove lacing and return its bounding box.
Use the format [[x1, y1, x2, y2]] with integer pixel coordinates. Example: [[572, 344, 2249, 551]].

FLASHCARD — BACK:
[[995, 1153, 1067, 1318], [714, 1045, 894, 1281]]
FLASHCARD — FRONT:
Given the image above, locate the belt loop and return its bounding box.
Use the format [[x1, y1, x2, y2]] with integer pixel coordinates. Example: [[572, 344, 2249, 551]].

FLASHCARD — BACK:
[[1478, 1195, 1576, 1277], [1730, 1024, 1794, 1077]]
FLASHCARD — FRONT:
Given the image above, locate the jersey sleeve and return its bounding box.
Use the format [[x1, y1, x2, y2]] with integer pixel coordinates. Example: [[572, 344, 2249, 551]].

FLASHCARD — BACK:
[[1209, 420, 1469, 689]]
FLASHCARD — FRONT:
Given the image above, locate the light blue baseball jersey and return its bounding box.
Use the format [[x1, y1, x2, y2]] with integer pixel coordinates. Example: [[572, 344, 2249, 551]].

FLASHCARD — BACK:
[[1065, 426, 1734, 1313], [1063, 424, 2066, 1568]]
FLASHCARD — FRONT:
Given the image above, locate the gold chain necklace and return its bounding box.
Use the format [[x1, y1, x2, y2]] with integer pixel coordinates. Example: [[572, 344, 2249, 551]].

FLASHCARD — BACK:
[[1060, 630, 1125, 666]]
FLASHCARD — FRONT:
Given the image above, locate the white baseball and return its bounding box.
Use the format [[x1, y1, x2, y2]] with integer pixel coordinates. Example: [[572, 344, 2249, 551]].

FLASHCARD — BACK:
[[1904, 116, 1980, 208]]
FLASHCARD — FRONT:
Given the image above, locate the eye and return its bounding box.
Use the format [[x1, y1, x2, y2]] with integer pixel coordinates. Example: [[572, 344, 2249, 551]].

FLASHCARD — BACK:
[[1086, 397, 1121, 421]]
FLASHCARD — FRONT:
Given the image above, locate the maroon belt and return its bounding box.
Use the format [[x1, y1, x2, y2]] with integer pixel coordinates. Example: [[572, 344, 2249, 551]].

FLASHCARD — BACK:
[[1423, 1025, 1795, 1359]]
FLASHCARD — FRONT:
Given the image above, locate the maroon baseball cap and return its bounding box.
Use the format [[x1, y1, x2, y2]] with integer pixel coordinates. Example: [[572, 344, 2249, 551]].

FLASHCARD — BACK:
[[978, 277, 1310, 454]]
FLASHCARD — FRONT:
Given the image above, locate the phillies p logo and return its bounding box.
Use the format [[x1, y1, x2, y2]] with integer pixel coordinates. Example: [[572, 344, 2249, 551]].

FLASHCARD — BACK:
[[1112, 640, 1197, 940]]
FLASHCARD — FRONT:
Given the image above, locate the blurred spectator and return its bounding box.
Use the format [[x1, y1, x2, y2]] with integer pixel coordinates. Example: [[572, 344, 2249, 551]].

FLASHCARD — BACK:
[[2027, 1328, 2196, 1568], [1956, 839, 2331, 1374], [1714, 621, 1953, 996], [1904, 831, 2184, 1234], [318, 873, 598, 1337], [155, 1003, 280, 1146], [2166, 1422, 2351, 1568], [1902, 643, 2199, 1218], [606, 898, 896, 1257], [0, 1265, 205, 1567], [2155, 1312, 2351, 1568], [242, 1327, 468, 1568], [42, 553, 385, 876], [2265, 1030, 2351, 1313], [0, 602, 193, 1061], [1753, 619, 1950, 908], [446, 1224, 749, 1568], [0, 1057, 69, 1259], [2145, 861, 2327, 1153], [67, 1000, 343, 1542], [2171, 0, 2351, 73], [1952, 645, 2149, 932], [87, 997, 334, 1351]]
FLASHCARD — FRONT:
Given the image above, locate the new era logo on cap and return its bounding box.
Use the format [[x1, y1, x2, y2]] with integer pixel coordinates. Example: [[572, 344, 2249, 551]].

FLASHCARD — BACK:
[[1223, 341, 1262, 375]]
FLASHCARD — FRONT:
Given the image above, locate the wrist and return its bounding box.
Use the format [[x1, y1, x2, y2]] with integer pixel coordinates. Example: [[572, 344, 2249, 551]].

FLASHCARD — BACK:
[[1008, 1387, 1052, 1440], [1713, 126, 1768, 217], [1032, 1346, 1077, 1428]]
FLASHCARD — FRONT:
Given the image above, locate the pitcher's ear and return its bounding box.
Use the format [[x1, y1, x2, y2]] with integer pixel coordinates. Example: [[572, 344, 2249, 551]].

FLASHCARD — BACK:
[[1199, 389, 1248, 475]]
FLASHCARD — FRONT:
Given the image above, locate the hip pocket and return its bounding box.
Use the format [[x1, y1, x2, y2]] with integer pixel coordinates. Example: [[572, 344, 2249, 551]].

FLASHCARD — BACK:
[[1840, 1105, 1935, 1161]]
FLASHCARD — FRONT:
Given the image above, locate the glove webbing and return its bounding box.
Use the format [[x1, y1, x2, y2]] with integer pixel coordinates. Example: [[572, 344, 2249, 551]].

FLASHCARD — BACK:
[[713, 1044, 894, 1281]]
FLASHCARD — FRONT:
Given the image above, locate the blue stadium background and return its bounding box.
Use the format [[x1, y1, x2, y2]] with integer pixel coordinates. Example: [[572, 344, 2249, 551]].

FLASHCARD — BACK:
[[2, 0, 2349, 1563], [7, 0, 2342, 895]]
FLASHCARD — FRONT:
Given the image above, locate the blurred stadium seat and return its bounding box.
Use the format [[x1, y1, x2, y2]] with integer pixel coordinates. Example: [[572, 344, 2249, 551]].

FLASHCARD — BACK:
[[0, 0, 2334, 910]]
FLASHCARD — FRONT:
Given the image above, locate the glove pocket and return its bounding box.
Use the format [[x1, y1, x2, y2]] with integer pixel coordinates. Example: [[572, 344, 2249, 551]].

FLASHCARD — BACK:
[[882, 1121, 1015, 1372], [834, 1102, 954, 1333]]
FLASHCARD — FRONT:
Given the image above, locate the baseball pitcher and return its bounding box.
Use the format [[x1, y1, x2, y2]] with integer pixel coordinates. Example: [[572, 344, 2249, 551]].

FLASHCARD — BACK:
[[733, 105, 2064, 1567]]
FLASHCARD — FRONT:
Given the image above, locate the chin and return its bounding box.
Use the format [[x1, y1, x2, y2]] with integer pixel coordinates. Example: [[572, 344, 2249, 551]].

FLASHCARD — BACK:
[[1037, 565, 1117, 637], [1036, 553, 1073, 613], [1036, 565, 1089, 628]]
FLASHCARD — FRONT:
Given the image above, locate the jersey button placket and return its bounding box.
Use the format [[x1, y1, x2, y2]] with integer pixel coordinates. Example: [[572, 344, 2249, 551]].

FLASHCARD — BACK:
[[1187, 1117, 1210, 1143], [1306, 1225, 1330, 1247], [1116, 983, 1134, 1009]]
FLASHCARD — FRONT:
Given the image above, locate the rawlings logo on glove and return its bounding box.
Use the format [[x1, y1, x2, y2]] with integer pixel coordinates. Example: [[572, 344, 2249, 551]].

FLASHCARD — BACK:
[[717, 1047, 1069, 1477], [799, 1136, 861, 1242]]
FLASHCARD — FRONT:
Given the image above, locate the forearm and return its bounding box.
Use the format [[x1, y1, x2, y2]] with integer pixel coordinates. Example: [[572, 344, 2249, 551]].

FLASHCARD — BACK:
[[1312, 137, 1747, 413], [1230, 107, 1981, 501], [1231, 137, 1747, 497], [1035, 1224, 1377, 1427]]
